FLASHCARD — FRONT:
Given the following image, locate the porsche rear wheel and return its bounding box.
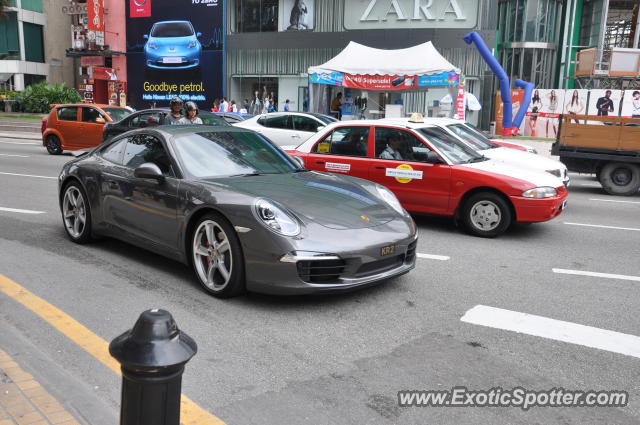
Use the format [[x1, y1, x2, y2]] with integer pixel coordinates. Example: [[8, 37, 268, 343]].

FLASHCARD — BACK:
[[46, 135, 63, 155], [62, 182, 92, 243], [462, 192, 512, 238], [191, 213, 245, 298]]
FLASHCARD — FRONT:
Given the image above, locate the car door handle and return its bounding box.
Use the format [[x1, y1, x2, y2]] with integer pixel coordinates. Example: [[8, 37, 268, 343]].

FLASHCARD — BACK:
[[374, 166, 385, 170], [315, 160, 326, 165], [291, 134, 301, 138]]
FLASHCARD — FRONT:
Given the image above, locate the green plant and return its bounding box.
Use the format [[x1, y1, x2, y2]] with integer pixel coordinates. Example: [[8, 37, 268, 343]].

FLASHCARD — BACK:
[[15, 82, 82, 113], [0, 89, 16, 100]]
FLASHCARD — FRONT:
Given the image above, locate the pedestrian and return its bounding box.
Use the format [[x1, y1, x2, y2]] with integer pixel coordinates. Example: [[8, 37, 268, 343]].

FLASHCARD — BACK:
[[283, 99, 291, 112], [268, 97, 276, 113], [165, 97, 184, 125], [242, 98, 250, 111], [331, 92, 343, 120], [220, 97, 229, 113], [262, 96, 270, 114], [211, 99, 220, 112], [230, 100, 238, 113], [178, 102, 203, 124]]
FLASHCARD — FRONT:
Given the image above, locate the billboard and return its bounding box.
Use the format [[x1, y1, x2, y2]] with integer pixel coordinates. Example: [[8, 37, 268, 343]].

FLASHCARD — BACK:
[[126, 0, 224, 109], [282, 0, 314, 31]]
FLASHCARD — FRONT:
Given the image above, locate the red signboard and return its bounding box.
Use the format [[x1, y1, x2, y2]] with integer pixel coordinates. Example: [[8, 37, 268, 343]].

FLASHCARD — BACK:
[[87, 0, 105, 47], [455, 82, 466, 121], [130, 0, 152, 18], [93, 67, 116, 80], [80, 56, 104, 67], [341, 74, 419, 91]]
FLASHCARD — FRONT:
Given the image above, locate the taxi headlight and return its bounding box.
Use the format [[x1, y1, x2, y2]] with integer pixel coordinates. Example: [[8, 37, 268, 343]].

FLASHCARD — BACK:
[[522, 187, 557, 198], [376, 184, 406, 215], [546, 169, 562, 178], [254, 199, 300, 236]]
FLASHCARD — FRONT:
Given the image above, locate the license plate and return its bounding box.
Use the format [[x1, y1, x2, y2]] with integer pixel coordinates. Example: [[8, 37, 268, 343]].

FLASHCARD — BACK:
[[162, 57, 182, 64], [380, 245, 395, 256], [561, 200, 568, 210]]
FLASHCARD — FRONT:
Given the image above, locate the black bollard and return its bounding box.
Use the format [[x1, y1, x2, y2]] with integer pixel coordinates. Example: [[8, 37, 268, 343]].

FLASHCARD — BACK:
[[109, 309, 197, 425]]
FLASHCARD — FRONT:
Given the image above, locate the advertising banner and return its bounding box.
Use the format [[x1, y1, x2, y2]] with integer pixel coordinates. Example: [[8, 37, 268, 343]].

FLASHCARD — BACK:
[[93, 67, 116, 80], [620, 90, 640, 118], [87, 0, 105, 47], [454, 82, 465, 121], [494, 90, 523, 135], [308, 72, 459, 89], [81, 56, 104, 67], [587, 90, 622, 117], [562, 89, 588, 123], [524, 89, 564, 138], [282, 0, 314, 31], [126, 0, 225, 109]]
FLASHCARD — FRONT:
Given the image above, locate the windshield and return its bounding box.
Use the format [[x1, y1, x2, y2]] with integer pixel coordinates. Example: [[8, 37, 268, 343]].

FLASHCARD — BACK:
[[447, 123, 497, 150], [198, 111, 231, 126], [419, 127, 485, 164], [173, 131, 301, 178], [102, 108, 131, 122], [150, 22, 193, 37], [311, 113, 338, 125]]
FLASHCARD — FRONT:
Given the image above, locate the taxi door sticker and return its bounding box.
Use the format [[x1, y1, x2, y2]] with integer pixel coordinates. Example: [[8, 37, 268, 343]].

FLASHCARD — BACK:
[[317, 142, 330, 153], [326, 162, 351, 173], [385, 164, 423, 183]]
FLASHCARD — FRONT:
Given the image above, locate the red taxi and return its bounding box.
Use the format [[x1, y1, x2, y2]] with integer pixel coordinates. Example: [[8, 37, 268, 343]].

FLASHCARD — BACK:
[[287, 117, 567, 237]]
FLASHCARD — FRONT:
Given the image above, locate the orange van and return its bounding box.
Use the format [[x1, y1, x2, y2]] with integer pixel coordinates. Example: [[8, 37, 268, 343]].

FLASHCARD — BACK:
[[42, 104, 131, 154]]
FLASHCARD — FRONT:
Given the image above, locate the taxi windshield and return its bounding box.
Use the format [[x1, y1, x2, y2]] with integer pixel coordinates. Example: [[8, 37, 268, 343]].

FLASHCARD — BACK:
[[174, 131, 301, 178], [419, 127, 486, 165], [446, 123, 497, 150]]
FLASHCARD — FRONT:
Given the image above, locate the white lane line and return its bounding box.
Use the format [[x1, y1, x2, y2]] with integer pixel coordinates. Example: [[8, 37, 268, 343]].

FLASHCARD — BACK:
[[0, 171, 56, 180], [417, 253, 450, 261], [589, 198, 640, 205], [552, 268, 640, 282], [0, 153, 29, 158], [564, 222, 640, 232], [461, 305, 640, 358], [576, 183, 601, 188], [0, 140, 39, 145], [0, 207, 45, 214]]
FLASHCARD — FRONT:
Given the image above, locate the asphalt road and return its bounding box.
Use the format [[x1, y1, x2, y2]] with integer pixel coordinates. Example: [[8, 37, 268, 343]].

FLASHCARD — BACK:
[[0, 136, 639, 425]]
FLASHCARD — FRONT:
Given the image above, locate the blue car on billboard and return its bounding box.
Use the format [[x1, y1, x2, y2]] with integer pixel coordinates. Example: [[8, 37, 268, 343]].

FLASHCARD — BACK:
[[144, 20, 202, 70]]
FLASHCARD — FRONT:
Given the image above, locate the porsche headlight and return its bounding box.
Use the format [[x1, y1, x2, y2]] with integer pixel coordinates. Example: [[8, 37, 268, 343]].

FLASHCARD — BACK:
[[546, 169, 562, 178], [376, 184, 406, 215], [254, 199, 300, 236], [522, 187, 557, 198]]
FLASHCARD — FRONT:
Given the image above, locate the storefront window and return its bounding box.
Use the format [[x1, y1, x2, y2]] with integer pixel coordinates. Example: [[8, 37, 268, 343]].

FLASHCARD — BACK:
[[231, 77, 278, 114], [236, 0, 278, 33]]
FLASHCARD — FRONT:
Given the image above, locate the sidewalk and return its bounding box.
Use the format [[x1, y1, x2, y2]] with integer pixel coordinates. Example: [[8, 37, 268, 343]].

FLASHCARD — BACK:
[[0, 349, 81, 425]]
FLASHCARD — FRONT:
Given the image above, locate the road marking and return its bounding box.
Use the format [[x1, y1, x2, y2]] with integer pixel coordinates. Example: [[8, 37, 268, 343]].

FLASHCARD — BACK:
[[461, 305, 640, 358], [564, 222, 640, 232], [0, 171, 56, 180], [0, 275, 226, 425], [589, 198, 640, 205], [0, 153, 29, 157], [0, 140, 39, 145], [417, 253, 450, 261], [576, 183, 601, 188], [0, 207, 45, 214], [552, 268, 640, 282]]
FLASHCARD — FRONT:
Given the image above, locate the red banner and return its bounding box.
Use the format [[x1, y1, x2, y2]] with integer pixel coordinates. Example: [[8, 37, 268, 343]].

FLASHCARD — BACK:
[[87, 0, 105, 46], [93, 67, 116, 80], [80, 56, 104, 67], [342, 74, 419, 91], [455, 82, 465, 121]]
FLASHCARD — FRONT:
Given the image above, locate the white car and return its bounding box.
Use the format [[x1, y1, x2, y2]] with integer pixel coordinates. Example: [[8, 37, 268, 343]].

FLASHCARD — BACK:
[[233, 112, 337, 146], [384, 118, 569, 186]]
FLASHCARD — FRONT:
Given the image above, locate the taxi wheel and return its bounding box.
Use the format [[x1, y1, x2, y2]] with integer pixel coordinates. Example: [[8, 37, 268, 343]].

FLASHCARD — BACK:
[[461, 192, 512, 238], [599, 162, 640, 196], [190, 213, 246, 298], [45, 135, 63, 155]]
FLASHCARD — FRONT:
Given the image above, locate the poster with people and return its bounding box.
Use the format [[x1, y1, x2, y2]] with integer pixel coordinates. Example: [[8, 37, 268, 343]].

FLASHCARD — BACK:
[[282, 0, 314, 30], [494, 90, 524, 135], [620, 90, 640, 118], [562, 89, 589, 123], [524, 89, 564, 137], [587, 90, 622, 117], [125, 0, 225, 109]]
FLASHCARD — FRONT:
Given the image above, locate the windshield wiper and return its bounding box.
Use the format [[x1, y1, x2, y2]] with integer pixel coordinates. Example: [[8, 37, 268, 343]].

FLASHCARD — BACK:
[[465, 156, 488, 163]]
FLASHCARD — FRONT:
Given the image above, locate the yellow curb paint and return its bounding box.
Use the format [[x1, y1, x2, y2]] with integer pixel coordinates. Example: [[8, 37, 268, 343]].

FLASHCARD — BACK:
[[0, 274, 226, 425]]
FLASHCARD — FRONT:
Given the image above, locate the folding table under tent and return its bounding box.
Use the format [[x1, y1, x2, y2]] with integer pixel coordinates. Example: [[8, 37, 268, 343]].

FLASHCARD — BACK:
[[308, 41, 461, 119]]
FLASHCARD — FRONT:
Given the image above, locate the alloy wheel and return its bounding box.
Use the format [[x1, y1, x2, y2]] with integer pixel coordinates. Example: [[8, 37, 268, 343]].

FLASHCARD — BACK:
[[193, 220, 233, 292], [62, 186, 87, 239]]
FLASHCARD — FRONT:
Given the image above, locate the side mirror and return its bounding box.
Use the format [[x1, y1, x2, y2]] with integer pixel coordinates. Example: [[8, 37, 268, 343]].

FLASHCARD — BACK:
[[134, 162, 165, 182], [95, 117, 106, 124], [196, 32, 202, 37], [426, 151, 442, 164], [290, 154, 305, 168], [316, 125, 325, 132], [143, 34, 149, 39]]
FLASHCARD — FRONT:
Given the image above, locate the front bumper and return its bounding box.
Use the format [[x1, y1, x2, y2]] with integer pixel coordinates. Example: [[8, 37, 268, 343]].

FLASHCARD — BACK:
[[241, 225, 417, 295], [145, 50, 201, 69], [510, 190, 568, 223]]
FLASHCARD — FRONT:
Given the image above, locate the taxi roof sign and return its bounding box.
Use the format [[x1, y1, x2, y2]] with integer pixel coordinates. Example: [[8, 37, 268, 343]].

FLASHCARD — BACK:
[[408, 113, 424, 123]]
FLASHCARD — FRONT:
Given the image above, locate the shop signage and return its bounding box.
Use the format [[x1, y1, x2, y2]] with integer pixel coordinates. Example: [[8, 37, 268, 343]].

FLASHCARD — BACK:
[[344, 0, 478, 30], [455, 82, 465, 120], [87, 0, 105, 47], [62, 4, 88, 14], [93, 67, 116, 80], [309, 71, 459, 89], [81, 56, 105, 67]]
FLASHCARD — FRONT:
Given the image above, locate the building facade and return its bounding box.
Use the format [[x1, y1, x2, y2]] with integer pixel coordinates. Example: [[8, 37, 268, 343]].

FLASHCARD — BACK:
[[0, 0, 47, 91], [226, 0, 498, 127]]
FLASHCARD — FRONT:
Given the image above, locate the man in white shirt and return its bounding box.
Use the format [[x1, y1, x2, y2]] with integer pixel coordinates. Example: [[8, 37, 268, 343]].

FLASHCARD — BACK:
[[220, 97, 229, 113], [379, 135, 403, 160]]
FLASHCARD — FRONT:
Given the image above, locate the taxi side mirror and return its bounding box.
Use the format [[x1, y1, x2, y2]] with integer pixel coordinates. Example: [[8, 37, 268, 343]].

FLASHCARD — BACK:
[[95, 117, 106, 124]]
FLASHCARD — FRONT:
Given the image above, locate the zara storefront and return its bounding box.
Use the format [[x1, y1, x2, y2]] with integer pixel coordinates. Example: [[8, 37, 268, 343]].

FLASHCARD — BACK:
[[226, 0, 498, 127]]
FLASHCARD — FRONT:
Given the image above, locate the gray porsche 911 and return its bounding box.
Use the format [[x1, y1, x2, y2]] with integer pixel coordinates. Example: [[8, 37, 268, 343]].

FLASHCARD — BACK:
[[58, 126, 417, 297]]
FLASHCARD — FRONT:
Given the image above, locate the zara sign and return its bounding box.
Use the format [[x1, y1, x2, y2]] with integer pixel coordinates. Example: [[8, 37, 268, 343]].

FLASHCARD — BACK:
[[344, 0, 478, 30]]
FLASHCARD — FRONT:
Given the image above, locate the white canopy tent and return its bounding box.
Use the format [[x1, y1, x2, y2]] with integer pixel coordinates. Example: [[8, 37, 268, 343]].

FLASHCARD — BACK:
[[307, 41, 462, 119]]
